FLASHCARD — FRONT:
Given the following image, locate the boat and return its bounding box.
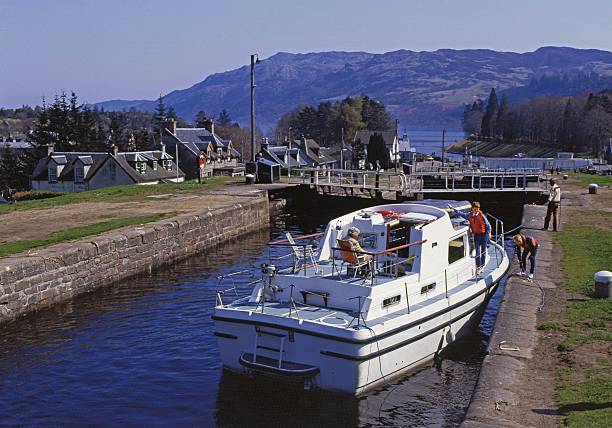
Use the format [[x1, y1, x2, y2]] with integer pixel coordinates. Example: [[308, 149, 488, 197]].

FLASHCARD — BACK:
[[213, 201, 510, 395]]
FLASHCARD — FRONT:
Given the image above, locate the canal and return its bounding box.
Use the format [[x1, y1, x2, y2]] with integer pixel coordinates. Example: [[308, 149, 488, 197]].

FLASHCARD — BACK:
[[0, 203, 518, 427]]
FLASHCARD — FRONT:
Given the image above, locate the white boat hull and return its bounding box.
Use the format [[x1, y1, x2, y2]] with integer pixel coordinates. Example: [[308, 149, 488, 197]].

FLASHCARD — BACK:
[[213, 263, 506, 395]]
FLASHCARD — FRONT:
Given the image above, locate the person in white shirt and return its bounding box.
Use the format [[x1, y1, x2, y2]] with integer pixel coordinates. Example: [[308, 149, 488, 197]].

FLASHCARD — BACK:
[[544, 178, 561, 231]]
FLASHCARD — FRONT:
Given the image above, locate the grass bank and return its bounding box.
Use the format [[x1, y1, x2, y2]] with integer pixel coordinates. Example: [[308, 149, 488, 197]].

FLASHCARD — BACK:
[[0, 177, 230, 215], [0, 214, 168, 258], [552, 216, 612, 426], [566, 172, 612, 188]]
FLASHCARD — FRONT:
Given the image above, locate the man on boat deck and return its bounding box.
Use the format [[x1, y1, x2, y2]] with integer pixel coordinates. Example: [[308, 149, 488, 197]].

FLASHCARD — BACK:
[[448, 202, 491, 274], [513, 234, 538, 279]]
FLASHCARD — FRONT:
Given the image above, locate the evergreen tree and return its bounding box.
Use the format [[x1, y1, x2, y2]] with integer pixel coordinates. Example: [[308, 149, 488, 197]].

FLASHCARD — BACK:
[[496, 94, 510, 139], [366, 133, 391, 169], [481, 88, 499, 138], [166, 106, 177, 120], [195, 110, 208, 127], [218, 109, 232, 127], [154, 94, 166, 132]]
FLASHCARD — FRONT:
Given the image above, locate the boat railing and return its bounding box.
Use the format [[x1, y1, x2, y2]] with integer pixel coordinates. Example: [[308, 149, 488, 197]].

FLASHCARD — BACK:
[[268, 232, 325, 276], [485, 213, 506, 267], [215, 269, 261, 306], [330, 239, 427, 285]]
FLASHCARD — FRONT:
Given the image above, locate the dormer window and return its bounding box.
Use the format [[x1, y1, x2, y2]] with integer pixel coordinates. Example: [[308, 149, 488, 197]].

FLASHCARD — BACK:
[[151, 160, 158, 171], [163, 160, 172, 171], [136, 161, 147, 174], [74, 166, 84, 183], [48, 165, 58, 183]]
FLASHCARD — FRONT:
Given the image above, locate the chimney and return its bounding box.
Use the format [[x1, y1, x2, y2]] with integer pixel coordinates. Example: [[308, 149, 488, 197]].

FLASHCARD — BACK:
[[203, 118, 215, 135], [261, 137, 269, 151], [112, 144, 118, 156], [47, 144, 54, 156], [160, 142, 166, 156], [165, 118, 176, 135]]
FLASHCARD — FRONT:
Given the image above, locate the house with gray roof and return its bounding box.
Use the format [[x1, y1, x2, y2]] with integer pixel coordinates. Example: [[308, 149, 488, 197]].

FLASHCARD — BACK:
[[292, 137, 337, 168], [161, 118, 242, 179], [30, 146, 184, 192]]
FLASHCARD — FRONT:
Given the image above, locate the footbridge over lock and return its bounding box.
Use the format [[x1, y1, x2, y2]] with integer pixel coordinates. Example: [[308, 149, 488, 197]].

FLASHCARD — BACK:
[[285, 167, 549, 203]]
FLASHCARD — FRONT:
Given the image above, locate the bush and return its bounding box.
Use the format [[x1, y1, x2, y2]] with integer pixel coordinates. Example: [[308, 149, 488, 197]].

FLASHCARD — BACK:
[[13, 191, 64, 201]]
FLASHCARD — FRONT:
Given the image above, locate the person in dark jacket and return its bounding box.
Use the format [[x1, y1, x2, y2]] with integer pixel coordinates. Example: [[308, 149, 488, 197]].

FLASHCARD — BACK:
[[513, 234, 538, 279]]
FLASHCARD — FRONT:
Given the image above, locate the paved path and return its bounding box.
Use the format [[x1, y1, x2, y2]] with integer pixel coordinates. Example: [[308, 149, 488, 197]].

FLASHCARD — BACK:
[[462, 204, 562, 428]]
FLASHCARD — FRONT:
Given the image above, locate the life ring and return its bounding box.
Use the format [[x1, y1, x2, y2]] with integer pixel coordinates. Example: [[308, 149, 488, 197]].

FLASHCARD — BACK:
[[375, 210, 400, 219]]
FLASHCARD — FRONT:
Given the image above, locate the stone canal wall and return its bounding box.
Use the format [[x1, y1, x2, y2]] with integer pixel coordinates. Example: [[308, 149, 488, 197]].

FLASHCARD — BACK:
[[462, 204, 558, 427], [0, 195, 270, 324]]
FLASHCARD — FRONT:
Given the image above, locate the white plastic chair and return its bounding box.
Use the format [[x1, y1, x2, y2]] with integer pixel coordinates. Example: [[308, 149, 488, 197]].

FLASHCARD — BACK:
[[286, 232, 319, 273]]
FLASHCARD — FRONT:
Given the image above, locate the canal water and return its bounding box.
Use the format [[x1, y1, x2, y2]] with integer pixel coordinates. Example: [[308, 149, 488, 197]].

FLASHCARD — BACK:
[[0, 205, 517, 427]]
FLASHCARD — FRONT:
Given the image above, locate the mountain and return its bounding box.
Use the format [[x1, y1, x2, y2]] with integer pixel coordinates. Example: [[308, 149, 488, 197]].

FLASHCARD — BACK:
[[95, 47, 612, 132]]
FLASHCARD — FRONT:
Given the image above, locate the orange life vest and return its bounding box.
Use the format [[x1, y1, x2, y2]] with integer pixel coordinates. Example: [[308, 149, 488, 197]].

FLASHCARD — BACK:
[[468, 211, 487, 234]]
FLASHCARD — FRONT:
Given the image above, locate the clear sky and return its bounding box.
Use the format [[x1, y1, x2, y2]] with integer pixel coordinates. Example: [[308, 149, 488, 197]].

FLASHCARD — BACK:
[[1, 0, 611, 108]]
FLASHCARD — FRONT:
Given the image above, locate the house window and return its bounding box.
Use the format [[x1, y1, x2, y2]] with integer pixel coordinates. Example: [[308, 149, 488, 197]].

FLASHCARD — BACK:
[[74, 166, 84, 183], [151, 160, 158, 171], [163, 160, 172, 171], [136, 162, 147, 174], [48, 166, 58, 183], [448, 235, 466, 264]]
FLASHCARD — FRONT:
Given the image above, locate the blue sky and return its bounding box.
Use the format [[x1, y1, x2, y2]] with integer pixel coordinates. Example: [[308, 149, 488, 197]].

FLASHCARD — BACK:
[[1, 0, 611, 107]]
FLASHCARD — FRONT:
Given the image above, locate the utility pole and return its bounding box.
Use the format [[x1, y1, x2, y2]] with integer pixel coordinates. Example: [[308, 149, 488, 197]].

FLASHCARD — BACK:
[[340, 127, 344, 170], [441, 129, 446, 169], [395, 119, 399, 172], [250, 54, 259, 162], [287, 127, 292, 180]]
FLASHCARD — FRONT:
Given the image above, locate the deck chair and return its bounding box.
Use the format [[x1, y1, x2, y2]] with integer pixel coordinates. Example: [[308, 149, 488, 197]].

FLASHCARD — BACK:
[[336, 239, 372, 279], [286, 233, 319, 273]]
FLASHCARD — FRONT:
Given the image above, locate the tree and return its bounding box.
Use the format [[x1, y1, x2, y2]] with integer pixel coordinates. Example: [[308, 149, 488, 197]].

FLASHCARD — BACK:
[[496, 94, 510, 139], [481, 88, 499, 138], [366, 133, 391, 169], [462, 100, 484, 136], [195, 110, 208, 127], [166, 106, 177, 120], [218, 109, 232, 127], [154, 94, 166, 132]]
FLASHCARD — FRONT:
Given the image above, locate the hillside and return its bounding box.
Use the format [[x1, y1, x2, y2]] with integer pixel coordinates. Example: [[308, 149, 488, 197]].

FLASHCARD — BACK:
[[95, 47, 612, 131]]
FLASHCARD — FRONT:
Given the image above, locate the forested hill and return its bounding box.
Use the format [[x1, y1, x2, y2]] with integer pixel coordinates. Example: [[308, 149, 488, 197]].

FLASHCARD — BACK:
[[95, 47, 612, 131]]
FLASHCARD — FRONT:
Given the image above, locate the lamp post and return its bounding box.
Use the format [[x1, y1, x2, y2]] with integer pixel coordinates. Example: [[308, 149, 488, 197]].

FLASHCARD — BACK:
[[250, 53, 260, 162]]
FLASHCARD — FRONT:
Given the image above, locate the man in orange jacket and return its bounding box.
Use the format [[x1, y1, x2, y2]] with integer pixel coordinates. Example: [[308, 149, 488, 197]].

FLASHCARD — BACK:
[[449, 201, 492, 274]]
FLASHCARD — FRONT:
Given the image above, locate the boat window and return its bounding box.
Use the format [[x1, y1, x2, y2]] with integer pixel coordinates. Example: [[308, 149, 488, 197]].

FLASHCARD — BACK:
[[382, 295, 401, 308], [420, 283, 436, 294], [358, 233, 377, 249], [387, 222, 409, 249], [448, 235, 466, 264]]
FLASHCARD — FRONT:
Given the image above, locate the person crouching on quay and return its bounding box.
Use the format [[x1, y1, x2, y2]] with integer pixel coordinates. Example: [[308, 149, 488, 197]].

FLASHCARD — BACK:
[[513, 234, 538, 279], [449, 201, 492, 274]]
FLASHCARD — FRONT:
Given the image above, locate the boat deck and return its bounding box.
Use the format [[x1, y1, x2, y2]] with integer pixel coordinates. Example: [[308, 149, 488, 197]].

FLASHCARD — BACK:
[[225, 244, 507, 330]]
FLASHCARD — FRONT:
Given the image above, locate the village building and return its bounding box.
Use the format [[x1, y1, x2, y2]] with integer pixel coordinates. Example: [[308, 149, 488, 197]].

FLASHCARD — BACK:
[[161, 118, 242, 179], [30, 145, 184, 192], [291, 137, 337, 169], [354, 130, 400, 167]]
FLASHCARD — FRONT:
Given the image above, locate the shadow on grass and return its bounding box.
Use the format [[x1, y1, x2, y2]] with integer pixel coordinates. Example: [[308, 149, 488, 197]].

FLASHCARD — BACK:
[[533, 401, 612, 415]]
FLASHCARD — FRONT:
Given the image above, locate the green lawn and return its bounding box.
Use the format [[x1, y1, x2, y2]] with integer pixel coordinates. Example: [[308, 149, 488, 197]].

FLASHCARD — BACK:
[[0, 177, 231, 215], [0, 214, 168, 257], [554, 225, 612, 426], [567, 172, 612, 188]]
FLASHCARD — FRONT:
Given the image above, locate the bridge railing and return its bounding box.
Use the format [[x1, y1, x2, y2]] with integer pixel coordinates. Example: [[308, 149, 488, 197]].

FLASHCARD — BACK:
[[286, 167, 548, 193]]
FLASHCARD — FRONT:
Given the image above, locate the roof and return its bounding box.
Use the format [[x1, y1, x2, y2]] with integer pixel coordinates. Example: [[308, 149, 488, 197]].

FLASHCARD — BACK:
[[293, 138, 336, 166], [31, 150, 185, 184], [267, 146, 306, 168], [165, 127, 240, 159], [354, 130, 397, 148]]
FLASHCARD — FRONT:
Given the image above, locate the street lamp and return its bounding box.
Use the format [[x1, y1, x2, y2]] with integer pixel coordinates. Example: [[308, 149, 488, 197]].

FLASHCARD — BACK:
[[250, 53, 261, 162]]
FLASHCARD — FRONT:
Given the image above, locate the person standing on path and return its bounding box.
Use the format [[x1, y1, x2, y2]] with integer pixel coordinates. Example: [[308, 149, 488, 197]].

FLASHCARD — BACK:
[[513, 234, 539, 279], [544, 178, 561, 231], [449, 201, 492, 274]]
